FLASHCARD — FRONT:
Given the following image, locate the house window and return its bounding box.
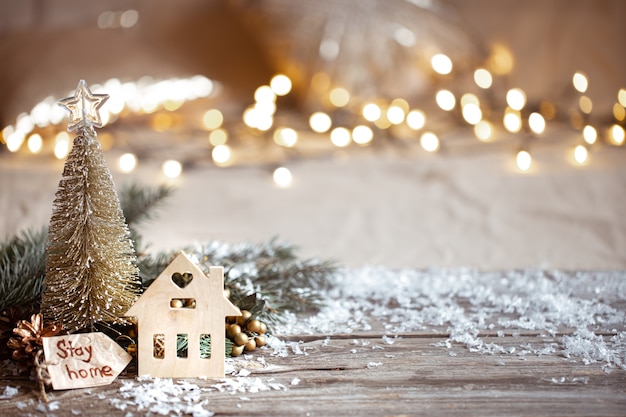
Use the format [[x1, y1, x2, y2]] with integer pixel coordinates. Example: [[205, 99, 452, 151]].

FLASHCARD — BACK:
[[170, 298, 196, 309], [177, 334, 188, 358], [153, 334, 165, 359], [200, 334, 211, 359]]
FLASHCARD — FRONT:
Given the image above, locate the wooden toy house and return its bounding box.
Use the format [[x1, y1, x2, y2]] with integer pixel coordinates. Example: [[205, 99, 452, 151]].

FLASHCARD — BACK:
[[125, 251, 241, 378]]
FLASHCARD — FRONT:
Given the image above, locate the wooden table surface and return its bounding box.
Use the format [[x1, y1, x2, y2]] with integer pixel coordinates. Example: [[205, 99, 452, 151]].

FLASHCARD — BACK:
[[1, 267, 625, 416], [1, 331, 625, 416]]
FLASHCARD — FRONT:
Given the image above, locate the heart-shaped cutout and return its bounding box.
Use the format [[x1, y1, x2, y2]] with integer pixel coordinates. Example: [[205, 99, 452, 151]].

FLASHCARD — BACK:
[[171, 272, 193, 288]]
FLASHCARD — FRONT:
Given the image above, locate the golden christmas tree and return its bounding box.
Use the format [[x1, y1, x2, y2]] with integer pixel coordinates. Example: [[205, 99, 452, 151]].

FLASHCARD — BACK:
[[41, 80, 141, 333]]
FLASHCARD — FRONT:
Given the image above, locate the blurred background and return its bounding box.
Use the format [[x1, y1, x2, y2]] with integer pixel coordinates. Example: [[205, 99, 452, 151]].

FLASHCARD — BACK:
[[1, 0, 625, 270]]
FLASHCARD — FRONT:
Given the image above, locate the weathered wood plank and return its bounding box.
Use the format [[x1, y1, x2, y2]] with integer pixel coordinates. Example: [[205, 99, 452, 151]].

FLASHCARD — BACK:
[[1, 334, 624, 417]]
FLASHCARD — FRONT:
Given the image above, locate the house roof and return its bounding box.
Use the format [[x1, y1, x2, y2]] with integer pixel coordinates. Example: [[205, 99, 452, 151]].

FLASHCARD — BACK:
[[125, 251, 241, 319]]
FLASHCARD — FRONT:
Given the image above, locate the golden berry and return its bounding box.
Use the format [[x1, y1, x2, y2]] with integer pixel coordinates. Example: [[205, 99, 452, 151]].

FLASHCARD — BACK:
[[236, 310, 252, 326], [255, 335, 266, 347], [246, 319, 262, 333], [234, 333, 249, 346], [227, 324, 242, 339], [231, 344, 244, 357], [244, 339, 256, 352]]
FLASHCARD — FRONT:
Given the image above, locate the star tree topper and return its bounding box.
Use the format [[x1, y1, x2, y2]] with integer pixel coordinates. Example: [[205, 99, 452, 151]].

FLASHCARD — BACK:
[[57, 80, 109, 132]]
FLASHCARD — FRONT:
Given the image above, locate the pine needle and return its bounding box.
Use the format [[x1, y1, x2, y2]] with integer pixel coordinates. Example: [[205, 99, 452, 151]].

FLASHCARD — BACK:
[[0, 228, 47, 312], [119, 182, 175, 227]]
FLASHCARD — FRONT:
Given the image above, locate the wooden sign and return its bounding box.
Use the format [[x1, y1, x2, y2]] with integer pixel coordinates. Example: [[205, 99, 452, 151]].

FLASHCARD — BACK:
[[42, 332, 131, 390]]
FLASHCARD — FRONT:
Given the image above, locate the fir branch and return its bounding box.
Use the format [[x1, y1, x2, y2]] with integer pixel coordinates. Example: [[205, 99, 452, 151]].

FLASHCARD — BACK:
[[119, 182, 175, 227], [136, 250, 176, 286], [176, 333, 234, 359], [190, 239, 337, 323], [1, 183, 338, 328], [118, 183, 175, 280], [0, 228, 47, 312]]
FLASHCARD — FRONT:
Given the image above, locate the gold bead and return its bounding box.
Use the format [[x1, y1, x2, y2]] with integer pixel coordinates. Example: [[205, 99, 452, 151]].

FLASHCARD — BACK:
[[227, 324, 242, 339], [244, 339, 256, 352], [246, 319, 262, 333], [170, 299, 183, 308], [234, 332, 249, 347], [231, 344, 244, 357], [236, 310, 252, 326], [255, 335, 266, 347], [258, 322, 267, 335]]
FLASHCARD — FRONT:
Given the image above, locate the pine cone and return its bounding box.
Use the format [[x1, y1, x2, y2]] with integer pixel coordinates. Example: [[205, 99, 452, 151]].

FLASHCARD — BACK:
[[0, 306, 36, 359], [7, 313, 63, 364]]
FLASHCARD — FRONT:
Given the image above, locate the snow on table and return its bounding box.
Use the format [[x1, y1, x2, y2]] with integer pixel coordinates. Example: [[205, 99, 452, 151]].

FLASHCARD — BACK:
[[1, 266, 625, 417]]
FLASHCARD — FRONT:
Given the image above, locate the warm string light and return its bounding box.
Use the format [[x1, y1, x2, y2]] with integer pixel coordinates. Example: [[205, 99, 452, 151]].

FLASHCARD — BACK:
[[583, 125, 597, 145], [118, 153, 137, 173], [528, 113, 546, 135], [516, 150, 532, 172], [212, 144, 232, 166], [352, 125, 373, 145], [435, 89, 456, 111], [273, 167, 292, 188], [162, 160, 182, 179], [1, 75, 216, 158], [573, 145, 589, 165], [273, 127, 298, 148], [474, 120, 493, 141], [1, 55, 623, 189], [420, 132, 440, 152], [610, 124, 625, 145], [431, 53, 453, 75]]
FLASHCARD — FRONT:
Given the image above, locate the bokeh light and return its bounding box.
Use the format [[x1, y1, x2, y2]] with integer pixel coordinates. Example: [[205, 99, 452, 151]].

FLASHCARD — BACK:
[[212, 144, 232, 165], [209, 129, 228, 146], [203, 109, 224, 130], [27, 133, 43, 153], [270, 74, 292, 96], [435, 90, 456, 111], [572, 72, 588, 93], [583, 125, 597, 145], [118, 153, 137, 173], [162, 160, 182, 178], [503, 110, 522, 133], [610, 124, 625, 145], [273, 167, 292, 188], [462, 103, 482, 125], [516, 150, 531, 171], [273, 127, 298, 147], [329, 87, 350, 107], [362, 103, 382, 122], [309, 112, 332, 133], [406, 110, 426, 130], [506, 88, 526, 111], [474, 68, 493, 89], [330, 127, 351, 147], [474, 120, 493, 141], [431, 54, 453, 75], [573, 145, 588, 164], [579, 96, 593, 114], [54, 131, 70, 159], [352, 125, 374, 145], [420, 132, 440, 152], [528, 112, 546, 135]]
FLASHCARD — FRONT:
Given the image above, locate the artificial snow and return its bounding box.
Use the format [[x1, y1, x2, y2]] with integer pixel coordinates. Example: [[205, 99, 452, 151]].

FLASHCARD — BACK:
[[111, 378, 213, 417], [273, 266, 626, 370], [0, 385, 18, 399]]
